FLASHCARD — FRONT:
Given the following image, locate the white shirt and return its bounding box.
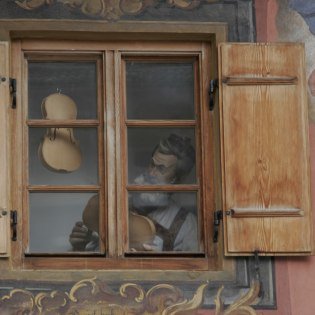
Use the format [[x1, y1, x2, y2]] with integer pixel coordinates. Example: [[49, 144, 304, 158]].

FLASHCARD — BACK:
[[147, 201, 199, 252]]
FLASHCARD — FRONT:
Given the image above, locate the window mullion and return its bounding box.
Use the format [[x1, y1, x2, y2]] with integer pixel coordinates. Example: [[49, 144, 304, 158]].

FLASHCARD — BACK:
[[105, 50, 119, 258]]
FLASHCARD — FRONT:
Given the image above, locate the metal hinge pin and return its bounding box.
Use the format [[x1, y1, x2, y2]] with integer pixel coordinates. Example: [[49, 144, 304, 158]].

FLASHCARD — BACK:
[[213, 210, 223, 243]]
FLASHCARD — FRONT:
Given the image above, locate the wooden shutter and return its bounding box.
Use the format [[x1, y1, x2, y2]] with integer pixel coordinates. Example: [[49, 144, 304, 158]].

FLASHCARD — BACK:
[[219, 43, 313, 255], [0, 42, 10, 257]]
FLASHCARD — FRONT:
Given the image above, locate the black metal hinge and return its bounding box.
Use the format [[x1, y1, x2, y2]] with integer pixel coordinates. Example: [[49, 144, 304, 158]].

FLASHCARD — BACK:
[[213, 210, 223, 243], [10, 210, 17, 241], [209, 78, 218, 111], [0, 77, 16, 109], [9, 78, 17, 109]]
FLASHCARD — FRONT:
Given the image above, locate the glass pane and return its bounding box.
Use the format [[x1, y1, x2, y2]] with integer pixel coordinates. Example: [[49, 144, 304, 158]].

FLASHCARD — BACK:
[[29, 193, 100, 253], [128, 128, 196, 185], [29, 128, 98, 185], [28, 61, 98, 119], [128, 192, 200, 252], [126, 62, 195, 119]]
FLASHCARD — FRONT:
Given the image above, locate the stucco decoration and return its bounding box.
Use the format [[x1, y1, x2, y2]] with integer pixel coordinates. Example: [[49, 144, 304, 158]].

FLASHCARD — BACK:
[[215, 280, 260, 315], [15, 0, 217, 19], [0, 278, 260, 314]]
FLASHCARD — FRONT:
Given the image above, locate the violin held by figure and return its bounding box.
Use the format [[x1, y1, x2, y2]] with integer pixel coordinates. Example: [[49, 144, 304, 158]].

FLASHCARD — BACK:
[[129, 211, 156, 251]]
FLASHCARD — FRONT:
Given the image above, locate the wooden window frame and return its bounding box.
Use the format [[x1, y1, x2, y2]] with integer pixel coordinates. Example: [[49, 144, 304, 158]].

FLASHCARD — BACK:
[[15, 41, 211, 269], [0, 21, 242, 283]]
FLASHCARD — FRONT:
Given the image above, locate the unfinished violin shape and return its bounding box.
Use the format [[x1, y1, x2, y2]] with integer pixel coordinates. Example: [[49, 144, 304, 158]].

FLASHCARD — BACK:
[[129, 212, 156, 251], [38, 93, 82, 173]]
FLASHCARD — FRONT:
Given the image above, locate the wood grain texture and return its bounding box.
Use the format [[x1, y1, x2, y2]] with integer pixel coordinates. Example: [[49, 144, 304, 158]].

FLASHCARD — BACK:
[[0, 211, 9, 255], [222, 76, 298, 85], [27, 119, 99, 127], [0, 21, 227, 43], [219, 43, 312, 255], [0, 42, 10, 257]]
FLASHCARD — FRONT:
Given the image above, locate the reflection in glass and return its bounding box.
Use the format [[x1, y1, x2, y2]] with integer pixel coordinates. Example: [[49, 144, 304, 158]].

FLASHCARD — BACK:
[[29, 128, 98, 185], [28, 61, 98, 119], [128, 128, 196, 184], [128, 192, 200, 252], [126, 62, 195, 119], [29, 193, 100, 253]]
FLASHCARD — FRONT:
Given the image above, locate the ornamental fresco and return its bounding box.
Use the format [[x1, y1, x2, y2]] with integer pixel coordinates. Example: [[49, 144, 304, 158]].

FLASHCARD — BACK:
[[15, 0, 217, 19], [0, 0, 256, 41], [0, 278, 261, 314]]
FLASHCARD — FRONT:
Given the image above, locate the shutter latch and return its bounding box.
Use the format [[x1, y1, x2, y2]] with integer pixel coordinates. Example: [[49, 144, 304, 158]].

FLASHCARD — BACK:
[[254, 250, 264, 298], [10, 210, 17, 241], [209, 79, 218, 111], [213, 210, 223, 243]]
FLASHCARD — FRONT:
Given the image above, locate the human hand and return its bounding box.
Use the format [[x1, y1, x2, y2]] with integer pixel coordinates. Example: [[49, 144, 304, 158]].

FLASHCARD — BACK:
[[142, 243, 155, 251], [69, 221, 92, 251]]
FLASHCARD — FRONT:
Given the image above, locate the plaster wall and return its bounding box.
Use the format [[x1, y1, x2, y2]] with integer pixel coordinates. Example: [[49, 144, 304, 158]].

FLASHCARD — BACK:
[[234, 1, 315, 314]]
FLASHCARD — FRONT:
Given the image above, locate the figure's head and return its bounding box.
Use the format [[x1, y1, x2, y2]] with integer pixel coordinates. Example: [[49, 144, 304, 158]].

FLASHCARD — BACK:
[[132, 134, 195, 213], [149, 133, 195, 184]]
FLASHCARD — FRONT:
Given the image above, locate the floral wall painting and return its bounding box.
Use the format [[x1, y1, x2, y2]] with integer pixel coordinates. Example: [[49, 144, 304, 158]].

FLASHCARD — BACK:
[[14, 0, 218, 19], [0, 277, 261, 314]]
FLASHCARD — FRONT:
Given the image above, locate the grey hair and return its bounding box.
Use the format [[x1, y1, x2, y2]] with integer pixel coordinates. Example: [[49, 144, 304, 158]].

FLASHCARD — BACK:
[[153, 133, 195, 183]]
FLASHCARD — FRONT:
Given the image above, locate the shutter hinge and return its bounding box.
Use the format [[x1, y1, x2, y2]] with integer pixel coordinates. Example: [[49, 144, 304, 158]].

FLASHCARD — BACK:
[[10, 210, 17, 241], [9, 78, 17, 109], [1, 77, 17, 109], [209, 79, 218, 111], [213, 210, 223, 243]]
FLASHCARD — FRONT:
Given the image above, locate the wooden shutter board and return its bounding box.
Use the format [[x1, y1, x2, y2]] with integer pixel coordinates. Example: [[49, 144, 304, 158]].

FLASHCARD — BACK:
[[0, 41, 10, 257], [219, 43, 313, 256]]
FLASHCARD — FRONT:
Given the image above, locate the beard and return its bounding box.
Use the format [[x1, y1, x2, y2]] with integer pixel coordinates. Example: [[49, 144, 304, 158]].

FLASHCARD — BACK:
[[131, 173, 171, 214]]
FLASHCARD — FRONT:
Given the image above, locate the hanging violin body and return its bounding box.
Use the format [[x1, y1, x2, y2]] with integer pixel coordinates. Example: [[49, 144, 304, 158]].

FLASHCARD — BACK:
[[38, 93, 82, 173]]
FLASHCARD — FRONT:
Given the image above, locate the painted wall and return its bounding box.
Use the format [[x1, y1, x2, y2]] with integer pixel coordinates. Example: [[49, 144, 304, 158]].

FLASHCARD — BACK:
[[0, 1, 314, 314]]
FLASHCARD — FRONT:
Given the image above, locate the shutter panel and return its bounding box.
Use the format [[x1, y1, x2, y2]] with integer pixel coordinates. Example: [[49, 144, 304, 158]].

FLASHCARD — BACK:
[[0, 42, 10, 257], [219, 43, 313, 255]]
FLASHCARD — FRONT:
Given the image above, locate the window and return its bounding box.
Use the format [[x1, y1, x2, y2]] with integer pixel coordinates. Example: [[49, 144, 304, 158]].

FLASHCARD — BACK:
[[0, 27, 312, 272], [7, 39, 215, 269]]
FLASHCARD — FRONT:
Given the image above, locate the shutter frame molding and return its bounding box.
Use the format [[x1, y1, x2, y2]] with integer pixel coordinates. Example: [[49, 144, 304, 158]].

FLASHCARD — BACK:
[[219, 42, 313, 256], [0, 41, 10, 257]]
